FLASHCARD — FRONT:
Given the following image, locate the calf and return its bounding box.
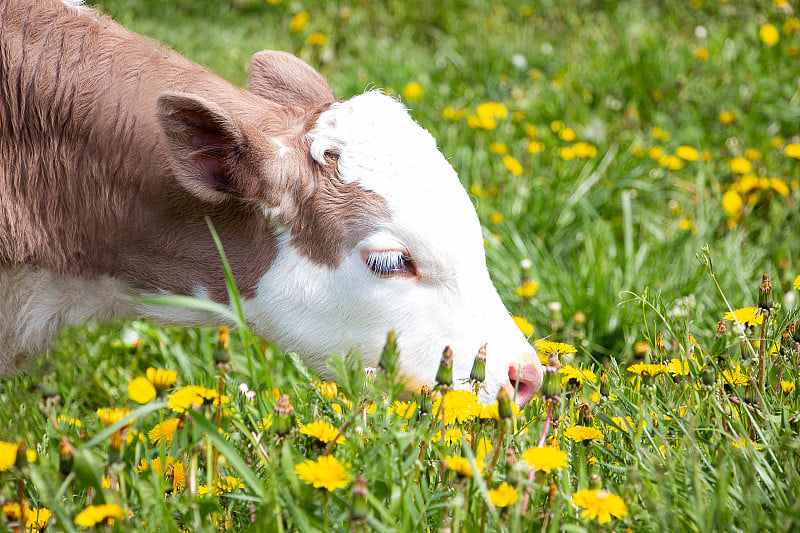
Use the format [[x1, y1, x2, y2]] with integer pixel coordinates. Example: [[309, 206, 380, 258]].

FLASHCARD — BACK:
[[0, 0, 542, 405]]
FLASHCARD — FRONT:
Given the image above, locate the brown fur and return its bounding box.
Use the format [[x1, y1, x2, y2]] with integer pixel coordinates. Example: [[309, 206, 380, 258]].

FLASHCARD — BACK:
[[0, 0, 388, 304]]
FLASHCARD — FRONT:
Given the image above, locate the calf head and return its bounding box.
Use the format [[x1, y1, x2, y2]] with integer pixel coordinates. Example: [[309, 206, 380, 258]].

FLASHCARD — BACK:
[[156, 51, 542, 406]]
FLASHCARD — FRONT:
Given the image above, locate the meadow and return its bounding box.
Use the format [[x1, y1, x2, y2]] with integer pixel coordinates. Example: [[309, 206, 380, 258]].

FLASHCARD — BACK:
[[2, 0, 800, 531]]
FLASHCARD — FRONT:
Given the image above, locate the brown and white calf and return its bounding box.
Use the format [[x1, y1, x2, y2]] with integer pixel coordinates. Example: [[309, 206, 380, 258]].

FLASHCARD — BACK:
[[0, 0, 542, 405]]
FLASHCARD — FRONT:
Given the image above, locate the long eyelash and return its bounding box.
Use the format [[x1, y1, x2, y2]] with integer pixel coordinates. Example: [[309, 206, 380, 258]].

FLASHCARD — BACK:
[[366, 251, 406, 275]]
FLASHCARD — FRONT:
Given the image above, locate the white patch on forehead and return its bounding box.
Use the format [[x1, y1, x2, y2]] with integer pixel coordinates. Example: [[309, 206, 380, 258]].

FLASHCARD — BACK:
[[307, 91, 483, 271]]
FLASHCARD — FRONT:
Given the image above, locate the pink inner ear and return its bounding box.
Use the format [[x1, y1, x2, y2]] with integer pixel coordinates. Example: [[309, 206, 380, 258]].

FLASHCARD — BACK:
[[195, 153, 232, 193]]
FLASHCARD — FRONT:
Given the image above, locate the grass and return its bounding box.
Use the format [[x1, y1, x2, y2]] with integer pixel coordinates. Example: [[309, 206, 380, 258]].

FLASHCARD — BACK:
[[2, 0, 800, 531]]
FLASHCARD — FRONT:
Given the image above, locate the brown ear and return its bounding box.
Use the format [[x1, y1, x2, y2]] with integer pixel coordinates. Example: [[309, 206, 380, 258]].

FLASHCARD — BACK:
[[248, 50, 335, 107], [157, 92, 261, 203]]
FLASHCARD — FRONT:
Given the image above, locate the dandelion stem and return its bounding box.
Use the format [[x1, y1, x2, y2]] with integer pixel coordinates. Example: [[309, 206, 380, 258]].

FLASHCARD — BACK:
[[523, 405, 553, 515]]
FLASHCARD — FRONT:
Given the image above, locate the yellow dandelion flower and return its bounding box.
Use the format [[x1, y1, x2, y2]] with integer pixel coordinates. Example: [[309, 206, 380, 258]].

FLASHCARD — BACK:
[[0, 441, 18, 471], [289, 11, 309, 33], [74, 503, 126, 529], [664, 155, 684, 170], [571, 488, 627, 524], [258, 415, 273, 431], [445, 455, 484, 477], [442, 106, 464, 121], [679, 218, 692, 231], [437, 427, 464, 446], [213, 476, 244, 494], [534, 339, 577, 364], [306, 32, 327, 46], [744, 148, 762, 161], [502, 155, 523, 176], [128, 376, 156, 404], [560, 365, 597, 386], [295, 455, 350, 491], [572, 141, 597, 158], [299, 420, 345, 444], [785, 143, 800, 159], [785, 17, 800, 35], [168, 385, 229, 413], [558, 146, 576, 160], [489, 212, 504, 225], [666, 358, 693, 376], [564, 426, 604, 442], [694, 47, 709, 61], [627, 363, 666, 378], [317, 381, 338, 399], [676, 145, 699, 161], [401, 81, 423, 101], [608, 416, 639, 433], [521, 445, 567, 473], [723, 306, 763, 327], [479, 400, 523, 420], [550, 120, 565, 133], [475, 102, 507, 130], [389, 400, 418, 419], [794, 275, 800, 290], [731, 437, 763, 451], [559, 127, 577, 142], [770, 178, 789, 196], [528, 141, 546, 154], [651, 126, 670, 141], [433, 390, 482, 425], [729, 157, 752, 174], [489, 482, 519, 507], [149, 418, 181, 446], [721, 365, 750, 386], [96, 407, 131, 427], [780, 380, 794, 394], [512, 316, 534, 337], [516, 280, 540, 298], [26, 507, 51, 531], [57, 415, 82, 428], [718, 110, 737, 124], [648, 146, 664, 160], [759, 23, 779, 46], [489, 142, 508, 155], [722, 189, 743, 217], [146, 367, 177, 391]]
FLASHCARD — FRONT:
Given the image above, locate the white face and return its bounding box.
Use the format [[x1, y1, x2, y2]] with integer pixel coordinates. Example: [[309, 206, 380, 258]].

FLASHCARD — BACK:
[[242, 92, 540, 405]]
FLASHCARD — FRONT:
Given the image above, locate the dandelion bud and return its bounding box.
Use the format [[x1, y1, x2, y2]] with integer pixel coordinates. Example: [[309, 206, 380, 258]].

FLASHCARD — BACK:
[[214, 326, 231, 370], [469, 344, 487, 383], [273, 394, 295, 436], [632, 341, 650, 362], [758, 273, 773, 311], [655, 332, 666, 354], [350, 475, 369, 523], [577, 403, 592, 427], [59, 437, 75, 476], [589, 473, 602, 489], [419, 385, 433, 417], [743, 384, 758, 407], [547, 481, 558, 501], [379, 331, 398, 374], [715, 320, 726, 339], [599, 371, 610, 398], [540, 361, 562, 404], [435, 346, 453, 389], [701, 366, 716, 389], [14, 440, 27, 469], [497, 388, 513, 419]]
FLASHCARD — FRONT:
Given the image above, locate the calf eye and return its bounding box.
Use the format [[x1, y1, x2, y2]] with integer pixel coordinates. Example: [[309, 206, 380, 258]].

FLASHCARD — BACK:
[[365, 250, 416, 278]]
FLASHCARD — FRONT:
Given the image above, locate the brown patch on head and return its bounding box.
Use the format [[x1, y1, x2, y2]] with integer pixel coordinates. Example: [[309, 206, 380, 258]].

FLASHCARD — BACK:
[[288, 152, 390, 267]]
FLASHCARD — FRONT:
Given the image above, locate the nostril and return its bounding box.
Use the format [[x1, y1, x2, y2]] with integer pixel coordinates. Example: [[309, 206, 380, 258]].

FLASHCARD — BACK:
[[508, 360, 543, 407]]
